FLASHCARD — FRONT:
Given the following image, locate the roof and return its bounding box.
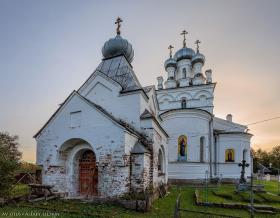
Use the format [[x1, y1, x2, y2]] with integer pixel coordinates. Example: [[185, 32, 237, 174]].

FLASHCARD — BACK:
[[131, 142, 149, 154], [79, 55, 142, 93], [140, 109, 169, 137], [34, 91, 75, 138], [159, 107, 213, 118], [142, 85, 154, 93], [140, 109, 153, 119], [34, 91, 148, 142]]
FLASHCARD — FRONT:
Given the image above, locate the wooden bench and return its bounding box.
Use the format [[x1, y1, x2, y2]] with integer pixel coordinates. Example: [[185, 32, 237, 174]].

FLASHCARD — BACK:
[[28, 184, 55, 201]]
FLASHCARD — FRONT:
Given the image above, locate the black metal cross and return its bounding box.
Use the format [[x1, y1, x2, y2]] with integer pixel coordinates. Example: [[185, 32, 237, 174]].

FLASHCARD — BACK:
[[238, 159, 250, 184], [115, 17, 123, 35], [168, 45, 174, 57], [195, 39, 201, 53], [181, 30, 188, 47]]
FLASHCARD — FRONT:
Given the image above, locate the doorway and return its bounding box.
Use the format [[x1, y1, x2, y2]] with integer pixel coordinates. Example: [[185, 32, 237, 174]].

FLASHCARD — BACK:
[[79, 150, 98, 196]]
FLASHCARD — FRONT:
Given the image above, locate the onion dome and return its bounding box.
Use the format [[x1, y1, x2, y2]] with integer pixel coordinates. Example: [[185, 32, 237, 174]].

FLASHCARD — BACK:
[[102, 34, 134, 63], [191, 52, 205, 65], [174, 47, 195, 61], [164, 57, 177, 69]]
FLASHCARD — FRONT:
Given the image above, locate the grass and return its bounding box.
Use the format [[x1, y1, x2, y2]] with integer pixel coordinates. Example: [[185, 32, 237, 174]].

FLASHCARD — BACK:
[[0, 186, 255, 218], [1, 182, 280, 218], [7, 183, 30, 198], [200, 184, 280, 206], [255, 180, 280, 195]]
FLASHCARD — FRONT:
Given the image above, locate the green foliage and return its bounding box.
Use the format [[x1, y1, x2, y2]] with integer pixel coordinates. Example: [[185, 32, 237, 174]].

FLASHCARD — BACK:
[[16, 161, 41, 174], [236, 191, 264, 203], [8, 184, 30, 198], [212, 190, 233, 200], [257, 192, 280, 203], [0, 132, 22, 196], [252, 145, 280, 174], [2, 185, 280, 217]]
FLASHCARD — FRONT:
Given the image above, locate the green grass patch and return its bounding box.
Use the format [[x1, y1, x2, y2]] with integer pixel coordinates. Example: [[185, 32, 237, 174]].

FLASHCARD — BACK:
[[257, 192, 280, 203], [1, 183, 280, 218], [8, 183, 30, 198]]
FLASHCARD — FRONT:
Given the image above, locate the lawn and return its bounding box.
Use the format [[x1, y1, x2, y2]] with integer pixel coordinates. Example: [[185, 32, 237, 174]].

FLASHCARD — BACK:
[[1, 183, 280, 218]]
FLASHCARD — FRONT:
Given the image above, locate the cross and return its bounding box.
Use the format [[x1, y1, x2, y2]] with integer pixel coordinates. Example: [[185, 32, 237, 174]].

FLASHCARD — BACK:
[[168, 45, 174, 57], [115, 17, 123, 35], [195, 39, 201, 53], [181, 30, 188, 47], [238, 159, 250, 184]]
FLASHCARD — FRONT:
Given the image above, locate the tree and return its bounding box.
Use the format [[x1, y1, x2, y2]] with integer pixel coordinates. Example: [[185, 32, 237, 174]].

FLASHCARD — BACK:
[[268, 145, 280, 174], [0, 132, 22, 196], [251, 148, 270, 173]]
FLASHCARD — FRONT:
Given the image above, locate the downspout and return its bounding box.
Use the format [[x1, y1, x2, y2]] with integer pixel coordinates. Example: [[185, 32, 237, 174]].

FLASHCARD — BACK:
[[129, 154, 132, 193], [208, 116, 214, 179], [214, 133, 217, 176]]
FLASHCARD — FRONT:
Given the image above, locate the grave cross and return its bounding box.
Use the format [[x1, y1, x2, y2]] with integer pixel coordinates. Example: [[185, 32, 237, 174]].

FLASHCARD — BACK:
[[238, 159, 250, 184]]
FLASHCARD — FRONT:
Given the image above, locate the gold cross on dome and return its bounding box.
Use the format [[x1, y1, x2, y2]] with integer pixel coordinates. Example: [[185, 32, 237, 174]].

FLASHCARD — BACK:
[[115, 17, 123, 35], [168, 45, 174, 57], [181, 30, 188, 47], [195, 39, 201, 52]]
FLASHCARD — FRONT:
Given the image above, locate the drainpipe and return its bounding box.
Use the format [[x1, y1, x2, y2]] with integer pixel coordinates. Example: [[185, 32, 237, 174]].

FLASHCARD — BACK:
[[129, 154, 132, 193], [208, 116, 214, 179], [214, 134, 217, 176]]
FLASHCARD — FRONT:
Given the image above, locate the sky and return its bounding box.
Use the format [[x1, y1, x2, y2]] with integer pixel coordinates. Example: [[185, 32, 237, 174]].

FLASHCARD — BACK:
[[0, 0, 279, 163]]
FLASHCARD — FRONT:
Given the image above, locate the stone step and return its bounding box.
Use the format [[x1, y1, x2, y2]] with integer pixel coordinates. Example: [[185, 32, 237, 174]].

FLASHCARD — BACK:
[[254, 205, 275, 210], [254, 209, 275, 214]]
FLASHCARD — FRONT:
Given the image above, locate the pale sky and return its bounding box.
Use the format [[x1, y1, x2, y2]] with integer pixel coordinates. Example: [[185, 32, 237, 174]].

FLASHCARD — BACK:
[[0, 0, 279, 162]]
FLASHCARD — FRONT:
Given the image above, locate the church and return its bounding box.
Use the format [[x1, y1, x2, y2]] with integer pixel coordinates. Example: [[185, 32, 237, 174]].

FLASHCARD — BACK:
[[34, 18, 252, 198]]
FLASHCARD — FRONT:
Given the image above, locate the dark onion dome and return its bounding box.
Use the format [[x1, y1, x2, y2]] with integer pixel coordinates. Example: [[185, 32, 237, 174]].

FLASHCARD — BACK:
[[102, 34, 134, 63], [164, 57, 177, 69], [191, 52, 205, 65], [174, 47, 195, 62]]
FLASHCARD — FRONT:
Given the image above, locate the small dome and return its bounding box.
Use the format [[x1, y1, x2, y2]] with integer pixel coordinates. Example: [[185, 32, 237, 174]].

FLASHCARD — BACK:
[[102, 35, 134, 63], [164, 57, 177, 69], [174, 47, 195, 62], [192, 52, 205, 65]]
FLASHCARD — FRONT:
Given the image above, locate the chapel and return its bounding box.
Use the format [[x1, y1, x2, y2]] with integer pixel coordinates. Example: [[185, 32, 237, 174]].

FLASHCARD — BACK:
[[35, 18, 252, 197]]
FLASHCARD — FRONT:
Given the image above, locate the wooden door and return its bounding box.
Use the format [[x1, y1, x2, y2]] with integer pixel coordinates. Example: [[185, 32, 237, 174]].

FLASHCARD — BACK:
[[79, 150, 98, 196]]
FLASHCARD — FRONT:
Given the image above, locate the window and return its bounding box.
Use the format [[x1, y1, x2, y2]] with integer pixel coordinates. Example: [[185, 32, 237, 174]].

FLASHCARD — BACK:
[[200, 137, 205, 162], [178, 135, 187, 161], [158, 149, 164, 175], [243, 149, 248, 162], [70, 111, 81, 128], [225, 149, 235, 162], [181, 99, 186, 109], [182, 68, 186, 78]]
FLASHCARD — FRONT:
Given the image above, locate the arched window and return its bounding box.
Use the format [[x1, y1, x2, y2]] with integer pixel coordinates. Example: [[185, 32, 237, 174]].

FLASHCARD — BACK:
[[158, 149, 164, 175], [243, 149, 248, 162], [200, 137, 205, 162], [182, 68, 186, 78], [178, 135, 187, 161], [225, 149, 235, 162], [181, 99, 186, 109]]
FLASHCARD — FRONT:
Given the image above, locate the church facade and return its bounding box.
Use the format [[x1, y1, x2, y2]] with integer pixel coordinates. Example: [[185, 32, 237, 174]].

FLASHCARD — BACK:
[[35, 19, 252, 198]]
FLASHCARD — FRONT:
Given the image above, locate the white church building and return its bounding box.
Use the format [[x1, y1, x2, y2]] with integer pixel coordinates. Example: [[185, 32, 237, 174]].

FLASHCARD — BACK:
[[34, 19, 252, 198]]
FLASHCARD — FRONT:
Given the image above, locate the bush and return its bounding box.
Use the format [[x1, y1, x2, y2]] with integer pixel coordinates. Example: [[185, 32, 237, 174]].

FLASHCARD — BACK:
[[0, 132, 22, 196]]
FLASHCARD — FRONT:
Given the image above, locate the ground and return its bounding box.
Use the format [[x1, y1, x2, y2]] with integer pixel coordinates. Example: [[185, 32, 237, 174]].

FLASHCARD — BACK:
[[1, 182, 280, 218]]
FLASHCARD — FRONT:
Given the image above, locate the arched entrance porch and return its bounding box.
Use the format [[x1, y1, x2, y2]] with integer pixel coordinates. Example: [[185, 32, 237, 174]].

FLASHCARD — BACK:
[[59, 138, 99, 197]]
